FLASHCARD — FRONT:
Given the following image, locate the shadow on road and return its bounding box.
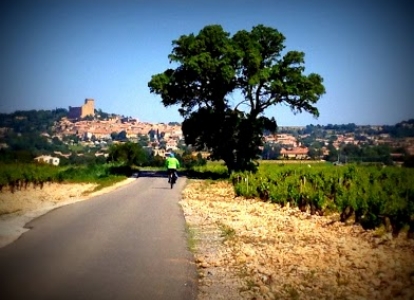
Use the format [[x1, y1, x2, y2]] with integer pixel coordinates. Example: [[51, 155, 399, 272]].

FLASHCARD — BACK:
[[151, 186, 173, 190], [136, 170, 169, 178], [109, 166, 229, 181], [135, 171, 184, 190], [135, 170, 230, 180]]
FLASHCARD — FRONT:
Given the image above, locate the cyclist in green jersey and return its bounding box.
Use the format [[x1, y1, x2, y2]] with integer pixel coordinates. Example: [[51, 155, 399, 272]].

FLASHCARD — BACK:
[[165, 153, 180, 183]]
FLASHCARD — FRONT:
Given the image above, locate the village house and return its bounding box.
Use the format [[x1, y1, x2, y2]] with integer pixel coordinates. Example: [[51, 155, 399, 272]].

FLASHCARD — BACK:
[[275, 134, 298, 148], [34, 155, 60, 166], [94, 151, 108, 158], [153, 147, 167, 157], [166, 139, 178, 151], [321, 147, 330, 157], [280, 147, 309, 160], [406, 146, 414, 156], [264, 135, 277, 143]]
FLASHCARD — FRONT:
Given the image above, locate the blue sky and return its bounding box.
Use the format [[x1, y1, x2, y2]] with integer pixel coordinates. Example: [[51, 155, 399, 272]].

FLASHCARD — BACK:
[[0, 0, 412, 126]]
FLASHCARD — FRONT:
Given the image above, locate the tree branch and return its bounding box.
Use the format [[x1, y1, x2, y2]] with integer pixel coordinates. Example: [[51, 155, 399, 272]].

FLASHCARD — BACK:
[[234, 100, 250, 110], [254, 81, 264, 112]]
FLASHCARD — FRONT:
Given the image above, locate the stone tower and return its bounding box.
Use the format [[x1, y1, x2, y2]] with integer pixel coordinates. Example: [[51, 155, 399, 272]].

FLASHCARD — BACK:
[[81, 98, 95, 118]]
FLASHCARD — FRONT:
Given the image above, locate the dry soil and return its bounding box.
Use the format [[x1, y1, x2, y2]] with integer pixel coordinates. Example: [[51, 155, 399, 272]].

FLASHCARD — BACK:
[[180, 180, 414, 300]]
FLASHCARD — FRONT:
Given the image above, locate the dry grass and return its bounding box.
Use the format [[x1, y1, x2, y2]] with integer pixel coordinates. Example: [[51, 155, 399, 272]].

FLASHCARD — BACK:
[[180, 180, 414, 300], [0, 182, 98, 215]]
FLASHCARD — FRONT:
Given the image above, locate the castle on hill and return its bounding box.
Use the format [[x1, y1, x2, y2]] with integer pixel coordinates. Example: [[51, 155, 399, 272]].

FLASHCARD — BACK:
[[68, 98, 95, 120]]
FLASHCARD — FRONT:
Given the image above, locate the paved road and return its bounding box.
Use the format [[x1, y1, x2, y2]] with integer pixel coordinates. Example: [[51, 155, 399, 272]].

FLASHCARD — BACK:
[[0, 173, 198, 300]]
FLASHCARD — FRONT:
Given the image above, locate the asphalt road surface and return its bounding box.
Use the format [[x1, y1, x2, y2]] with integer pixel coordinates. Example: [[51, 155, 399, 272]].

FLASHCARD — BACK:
[[0, 172, 198, 300]]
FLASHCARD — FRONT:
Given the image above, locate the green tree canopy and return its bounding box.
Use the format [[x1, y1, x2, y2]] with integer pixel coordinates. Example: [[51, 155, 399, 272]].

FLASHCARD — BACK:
[[148, 24, 325, 172], [108, 142, 149, 166]]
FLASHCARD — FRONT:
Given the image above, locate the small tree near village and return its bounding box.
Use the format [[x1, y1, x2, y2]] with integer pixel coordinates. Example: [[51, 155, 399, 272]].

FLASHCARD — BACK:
[[148, 24, 326, 173]]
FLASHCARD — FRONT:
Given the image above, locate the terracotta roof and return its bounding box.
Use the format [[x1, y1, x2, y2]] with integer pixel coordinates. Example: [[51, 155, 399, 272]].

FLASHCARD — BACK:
[[280, 147, 309, 155]]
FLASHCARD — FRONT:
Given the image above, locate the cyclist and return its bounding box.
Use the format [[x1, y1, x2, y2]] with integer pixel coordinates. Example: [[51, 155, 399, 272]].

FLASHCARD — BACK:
[[165, 152, 180, 183]]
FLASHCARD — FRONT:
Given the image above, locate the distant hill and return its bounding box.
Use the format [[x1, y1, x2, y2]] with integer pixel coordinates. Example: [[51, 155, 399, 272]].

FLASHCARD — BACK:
[[0, 108, 413, 138], [277, 119, 414, 138], [0, 108, 69, 133]]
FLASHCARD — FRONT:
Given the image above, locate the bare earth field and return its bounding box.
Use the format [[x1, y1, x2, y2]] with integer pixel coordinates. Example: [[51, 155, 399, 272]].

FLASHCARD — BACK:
[[1, 178, 413, 299], [180, 180, 414, 300]]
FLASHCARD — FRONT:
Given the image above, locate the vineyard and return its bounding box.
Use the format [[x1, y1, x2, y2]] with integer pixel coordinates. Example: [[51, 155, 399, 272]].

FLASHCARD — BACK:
[[232, 163, 414, 238], [2, 161, 414, 238], [0, 163, 131, 194]]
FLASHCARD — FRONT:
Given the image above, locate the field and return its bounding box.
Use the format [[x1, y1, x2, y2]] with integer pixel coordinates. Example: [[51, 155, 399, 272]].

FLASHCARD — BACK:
[[182, 161, 414, 299], [230, 161, 414, 238], [181, 180, 414, 299], [1, 160, 413, 237], [1, 160, 413, 298]]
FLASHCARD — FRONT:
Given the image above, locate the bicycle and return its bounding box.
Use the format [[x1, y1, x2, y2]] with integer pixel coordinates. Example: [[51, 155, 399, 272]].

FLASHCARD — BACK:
[[168, 170, 177, 189]]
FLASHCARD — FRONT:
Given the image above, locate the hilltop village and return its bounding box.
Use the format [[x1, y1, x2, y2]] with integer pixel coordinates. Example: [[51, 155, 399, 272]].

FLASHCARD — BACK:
[[50, 99, 414, 163], [1, 98, 414, 166], [55, 115, 183, 155], [55, 116, 414, 160]]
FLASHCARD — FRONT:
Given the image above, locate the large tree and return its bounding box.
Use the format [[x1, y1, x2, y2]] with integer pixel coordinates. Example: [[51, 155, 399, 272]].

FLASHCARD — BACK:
[[148, 24, 325, 172], [108, 142, 149, 166]]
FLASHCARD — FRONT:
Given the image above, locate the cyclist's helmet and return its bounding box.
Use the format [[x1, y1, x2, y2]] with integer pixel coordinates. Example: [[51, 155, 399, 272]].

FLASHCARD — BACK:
[[169, 152, 175, 158]]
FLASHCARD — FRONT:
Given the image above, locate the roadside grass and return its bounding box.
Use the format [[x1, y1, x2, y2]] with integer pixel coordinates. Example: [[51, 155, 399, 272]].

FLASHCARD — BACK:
[[84, 176, 127, 194], [185, 161, 229, 180], [184, 222, 197, 253], [217, 221, 236, 241], [59, 164, 135, 194]]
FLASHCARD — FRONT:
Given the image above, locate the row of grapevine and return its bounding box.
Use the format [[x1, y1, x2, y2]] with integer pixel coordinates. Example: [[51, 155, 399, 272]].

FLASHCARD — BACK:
[[0, 163, 62, 192], [0, 163, 131, 193], [232, 164, 414, 238]]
